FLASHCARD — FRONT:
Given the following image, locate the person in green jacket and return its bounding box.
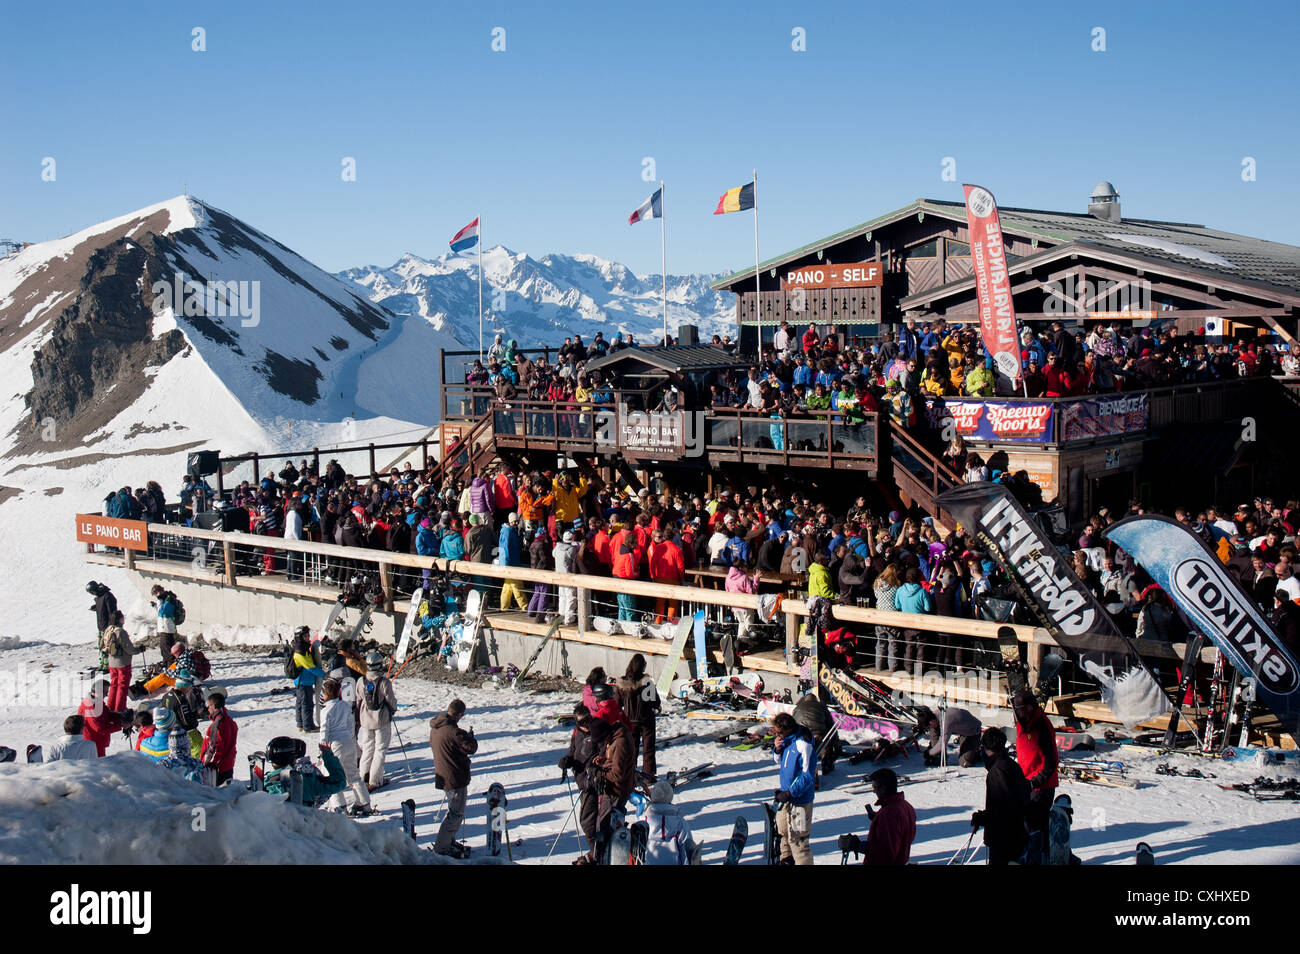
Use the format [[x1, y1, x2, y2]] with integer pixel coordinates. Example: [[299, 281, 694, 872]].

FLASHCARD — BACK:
[[262, 737, 346, 807], [964, 362, 995, 397], [807, 552, 836, 599]]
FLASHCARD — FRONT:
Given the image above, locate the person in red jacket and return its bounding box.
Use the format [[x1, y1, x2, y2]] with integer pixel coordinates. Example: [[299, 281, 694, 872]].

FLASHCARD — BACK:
[[648, 528, 685, 622], [1043, 353, 1072, 397], [1013, 689, 1058, 863], [78, 678, 128, 757], [837, 768, 916, 865], [611, 525, 641, 621], [200, 686, 239, 785]]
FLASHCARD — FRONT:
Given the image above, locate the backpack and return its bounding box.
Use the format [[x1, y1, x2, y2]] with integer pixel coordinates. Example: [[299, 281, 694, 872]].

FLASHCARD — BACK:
[[189, 650, 212, 681], [164, 592, 186, 626], [101, 626, 125, 658], [283, 644, 302, 679]]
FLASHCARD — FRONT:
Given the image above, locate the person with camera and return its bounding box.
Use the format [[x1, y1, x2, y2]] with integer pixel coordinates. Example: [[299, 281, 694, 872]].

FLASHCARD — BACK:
[[837, 767, 916, 865], [429, 699, 478, 858], [970, 727, 1031, 865], [770, 712, 816, 865]]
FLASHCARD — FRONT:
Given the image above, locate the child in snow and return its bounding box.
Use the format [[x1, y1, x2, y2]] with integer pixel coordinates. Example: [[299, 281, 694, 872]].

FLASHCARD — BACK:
[[641, 779, 697, 866]]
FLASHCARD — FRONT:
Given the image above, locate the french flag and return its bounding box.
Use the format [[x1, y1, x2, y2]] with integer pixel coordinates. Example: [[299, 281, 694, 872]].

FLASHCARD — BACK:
[[449, 217, 479, 252], [628, 187, 662, 225]]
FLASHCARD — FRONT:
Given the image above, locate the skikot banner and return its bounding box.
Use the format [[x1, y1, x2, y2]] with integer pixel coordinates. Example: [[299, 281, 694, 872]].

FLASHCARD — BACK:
[[1104, 515, 1299, 743], [937, 482, 1170, 726], [962, 184, 1022, 393]]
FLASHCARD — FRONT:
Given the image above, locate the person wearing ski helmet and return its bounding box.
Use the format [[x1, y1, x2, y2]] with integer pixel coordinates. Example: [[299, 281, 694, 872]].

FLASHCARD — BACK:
[[970, 726, 1030, 865], [770, 712, 815, 865], [836, 768, 916, 865], [200, 687, 238, 785], [358, 652, 397, 792], [1012, 690, 1057, 863], [429, 699, 478, 857], [88, 581, 117, 672], [290, 626, 323, 733], [557, 701, 610, 862], [261, 737, 346, 806]]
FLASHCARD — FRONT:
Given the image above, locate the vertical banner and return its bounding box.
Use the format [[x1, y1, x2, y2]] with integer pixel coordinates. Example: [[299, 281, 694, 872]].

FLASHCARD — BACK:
[[937, 482, 1170, 726], [1104, 515, 1299, 745], [962, 184, 1022, 393]]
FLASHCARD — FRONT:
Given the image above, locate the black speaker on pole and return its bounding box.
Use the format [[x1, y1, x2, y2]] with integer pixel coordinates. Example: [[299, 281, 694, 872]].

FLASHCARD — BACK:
[[187, 450, 220, 477], [677, 323, 698, 346]]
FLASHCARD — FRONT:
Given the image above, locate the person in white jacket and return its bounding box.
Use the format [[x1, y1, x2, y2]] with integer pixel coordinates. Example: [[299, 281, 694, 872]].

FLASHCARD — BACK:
[[641, 779, 697, 865], [552, 531, 579, 625], [357, 653, 397, 791], [46, 715, 99, 761], [319, 678, 370, 815], [284, 498, 305, 582]]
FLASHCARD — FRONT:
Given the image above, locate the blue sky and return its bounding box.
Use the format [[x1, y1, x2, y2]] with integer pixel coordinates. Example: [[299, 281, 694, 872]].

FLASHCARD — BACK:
[[2, 0, 1297, 276]]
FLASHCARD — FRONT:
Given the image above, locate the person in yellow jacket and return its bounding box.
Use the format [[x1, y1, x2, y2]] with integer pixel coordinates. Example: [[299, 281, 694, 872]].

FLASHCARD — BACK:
[[807, 552, 836, 599], [551, 472, 588, 525]]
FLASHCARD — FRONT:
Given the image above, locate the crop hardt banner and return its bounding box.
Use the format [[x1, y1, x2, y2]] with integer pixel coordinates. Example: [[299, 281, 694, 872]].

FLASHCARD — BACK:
[[1105, 515, 1299, 744], [937, 482, 1169, 726]]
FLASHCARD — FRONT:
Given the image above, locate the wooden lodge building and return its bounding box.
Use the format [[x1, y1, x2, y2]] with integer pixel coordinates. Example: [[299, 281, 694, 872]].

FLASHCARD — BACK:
[[430, 184, 1300, 528]]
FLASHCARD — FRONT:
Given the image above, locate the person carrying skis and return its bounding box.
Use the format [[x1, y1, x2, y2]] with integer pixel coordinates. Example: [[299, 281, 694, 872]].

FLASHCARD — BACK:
[[429, 699, 478, 858], [261, 737, 346, 806], [358, 652, 397, 792], [641, 778, 698, 865], [912, 705, 984, 768], [837, 768, 916, 865], [971, 727, 1030, 865], [320, 678, 371, 815], [589, 682, 635, 850], [1012, 689, 1057, 863], [771, 712, 816, 865], [557, 701, 609, 861], [200, 686, 238, 785], [616, 653, 659, 780]]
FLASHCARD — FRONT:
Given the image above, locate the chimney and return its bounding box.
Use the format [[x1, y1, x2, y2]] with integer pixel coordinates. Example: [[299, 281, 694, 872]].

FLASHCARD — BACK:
[[1088, 181, 1121, 222]]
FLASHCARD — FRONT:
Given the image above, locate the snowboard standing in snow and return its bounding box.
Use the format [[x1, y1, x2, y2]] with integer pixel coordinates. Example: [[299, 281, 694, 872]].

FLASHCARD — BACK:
[[26, 744, 42, 763], [1048, 793, 1073, 865], [657, 611, 705, 698], [724, 816, 748, 865], [1034, 652, 1065, 704], [628, 820, 649, 864], [1135, 842, 1155, 865], [393, 587, 425, 665], [486, 781, 510, 858], [997, 626, 1029, 697], [401, 799, 417, 841]]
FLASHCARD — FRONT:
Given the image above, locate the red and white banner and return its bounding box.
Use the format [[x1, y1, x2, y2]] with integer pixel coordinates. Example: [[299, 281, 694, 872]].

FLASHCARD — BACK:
[[962, 184, 1022, 389]]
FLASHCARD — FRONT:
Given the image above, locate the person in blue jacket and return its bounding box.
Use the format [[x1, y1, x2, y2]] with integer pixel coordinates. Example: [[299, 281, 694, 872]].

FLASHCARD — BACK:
[[498, 513, 527, 610], [893, 567, 934, 674], [289, 629, 324, 733], [771, 712, 816, 865], [415, 516, 439, 588]]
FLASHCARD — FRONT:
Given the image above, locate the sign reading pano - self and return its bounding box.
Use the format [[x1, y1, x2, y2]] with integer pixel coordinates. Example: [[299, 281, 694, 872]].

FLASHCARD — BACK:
[[76, 515, 149, 551], [781, 261, 883, 290]]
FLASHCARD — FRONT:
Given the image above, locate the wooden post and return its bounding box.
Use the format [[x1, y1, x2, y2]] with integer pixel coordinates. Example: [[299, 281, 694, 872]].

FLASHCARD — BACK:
[[222, 541, 236, 586], [576, 585, 590, 636], [313, 447, 320, 475], [421, 439, 429, 471], [252, 454, 260, 486], [124, 547, 135, 571], [368, 443, 376, 478], [377, 562, 394, 613], [785, 609, 798, 666]]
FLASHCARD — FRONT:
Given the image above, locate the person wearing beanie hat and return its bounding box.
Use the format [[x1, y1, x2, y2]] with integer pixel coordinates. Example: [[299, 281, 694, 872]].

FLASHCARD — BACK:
[[640, 777, 698, 865], [589, 685, 635, 853], [136, 708, 171, 762], [358, 653, 398, 792], [552, 528, 580, 625], [1011, 689, 1056, 863], [970, 726, 1031, 864]]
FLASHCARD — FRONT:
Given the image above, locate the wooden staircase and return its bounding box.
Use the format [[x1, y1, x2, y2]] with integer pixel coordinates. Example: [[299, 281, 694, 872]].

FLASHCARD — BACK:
[[888, 425, 960, 529]]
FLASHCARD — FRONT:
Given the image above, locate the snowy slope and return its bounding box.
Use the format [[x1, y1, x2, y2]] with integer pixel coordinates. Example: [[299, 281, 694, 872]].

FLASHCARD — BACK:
[[2, 640, 1295, 865], [338, 246, 736, 350]]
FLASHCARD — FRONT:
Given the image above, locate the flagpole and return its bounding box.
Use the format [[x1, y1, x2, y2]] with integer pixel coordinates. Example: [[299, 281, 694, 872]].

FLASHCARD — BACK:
[[477, 213, 483, 361], [660, 181, 668, 346], [752, 169, 761, 360]]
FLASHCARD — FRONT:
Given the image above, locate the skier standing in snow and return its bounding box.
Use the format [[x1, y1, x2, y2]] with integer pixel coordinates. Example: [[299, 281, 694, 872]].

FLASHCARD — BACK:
[[320, 678, 371, 815], [1012, 689, 1057, 863], [47, 715, 98, 761], [200, 686, 238, 785], [429, 699, 478, 858], [557, 701, 608, 861], [358, 652, 397, 792], [836, 768, 916, 865], [101, 610, 146, 714], [88, 581, 117, 672], [771, 712, 816, 865], [150, 584, 179, 663], [616, 653, 659, 780], [971, 727, 1030, 865], [912, 705, 984, 768], [589, 682, 635, 849]]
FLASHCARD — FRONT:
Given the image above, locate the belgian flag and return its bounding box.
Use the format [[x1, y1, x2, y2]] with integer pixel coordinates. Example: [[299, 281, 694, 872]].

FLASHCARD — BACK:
[[714, 182, 755, 215]]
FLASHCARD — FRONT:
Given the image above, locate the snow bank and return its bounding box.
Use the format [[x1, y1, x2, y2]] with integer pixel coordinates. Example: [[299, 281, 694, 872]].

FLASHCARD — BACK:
[[0, 753, 449, 865]]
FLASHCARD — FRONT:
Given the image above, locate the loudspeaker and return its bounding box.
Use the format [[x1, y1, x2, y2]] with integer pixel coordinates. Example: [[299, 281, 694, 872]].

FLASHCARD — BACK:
[[192, 511, 223, 531], [187, 450, 220, 477], [219, 507, 248, 533], [677, 324, 698, 346]]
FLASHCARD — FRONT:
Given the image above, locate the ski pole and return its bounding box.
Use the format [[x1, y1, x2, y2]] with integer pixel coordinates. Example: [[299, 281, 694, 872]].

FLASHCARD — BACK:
[[545, 789, 581, 864], [948, 828, 976, 865], [432, 791, 448, 827], [564, 771, 583, 853], [391, 721, 415, 779]]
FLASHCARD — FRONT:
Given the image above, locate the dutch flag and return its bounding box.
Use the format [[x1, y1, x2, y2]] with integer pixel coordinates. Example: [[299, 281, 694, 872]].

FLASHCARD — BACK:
[[628, 187, 662, 225], [449, 217, 479, 252]]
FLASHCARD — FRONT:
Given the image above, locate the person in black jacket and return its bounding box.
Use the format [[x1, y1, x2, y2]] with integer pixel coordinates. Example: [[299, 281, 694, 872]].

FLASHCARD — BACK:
[[557, 702, 609, 862], [1271, 591, 1300, 658], [971, 727, 1030, 865], [88, 582, 118, 673]]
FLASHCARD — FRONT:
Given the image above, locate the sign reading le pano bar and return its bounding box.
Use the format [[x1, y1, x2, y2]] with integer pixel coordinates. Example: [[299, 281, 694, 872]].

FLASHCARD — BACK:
[[76, 515, 149, 551], [618, 406, 685, 459], [781, 261, 883, 290]]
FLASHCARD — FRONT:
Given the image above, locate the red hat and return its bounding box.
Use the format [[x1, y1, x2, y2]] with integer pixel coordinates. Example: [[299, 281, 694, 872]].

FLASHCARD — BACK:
[[1141, 348, 1152, 357]]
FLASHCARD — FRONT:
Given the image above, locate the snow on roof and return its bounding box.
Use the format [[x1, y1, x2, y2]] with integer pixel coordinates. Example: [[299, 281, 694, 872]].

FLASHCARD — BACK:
[[1104, 233, 1239, 269]]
